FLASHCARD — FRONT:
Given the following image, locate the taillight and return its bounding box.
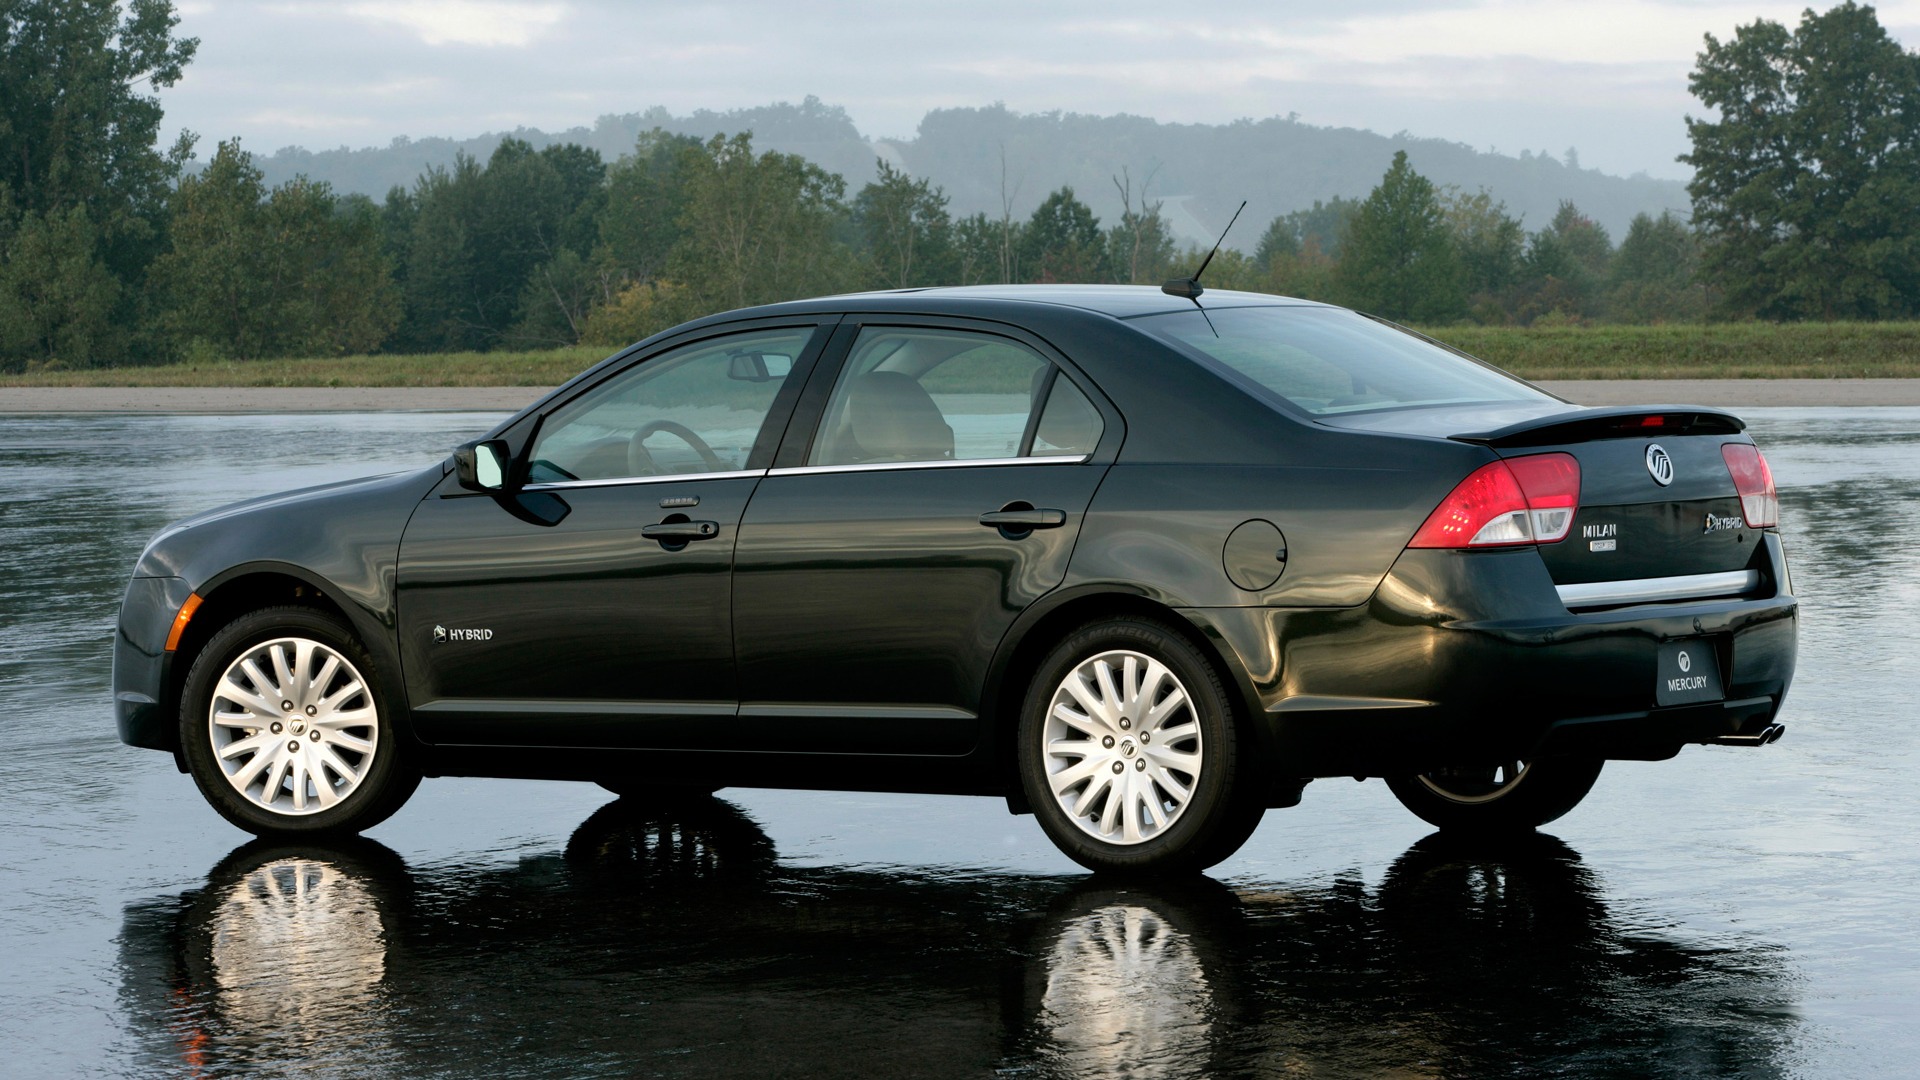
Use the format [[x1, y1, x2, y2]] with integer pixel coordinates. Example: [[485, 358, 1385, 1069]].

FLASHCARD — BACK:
[[1721, 443, 1779, 528], [1408, 453, 1581, 549]]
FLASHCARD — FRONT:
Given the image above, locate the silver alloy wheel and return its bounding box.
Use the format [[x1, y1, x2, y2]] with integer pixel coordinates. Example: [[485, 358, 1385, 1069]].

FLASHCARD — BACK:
[[1415, 760, 1531, 804], [207, 636, 379, 816], [1042, 649, 1202, 845]]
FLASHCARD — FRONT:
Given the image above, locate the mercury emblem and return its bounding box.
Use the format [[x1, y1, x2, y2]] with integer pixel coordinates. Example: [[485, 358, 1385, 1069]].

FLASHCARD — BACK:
[[1645, 444, 1675, 486]]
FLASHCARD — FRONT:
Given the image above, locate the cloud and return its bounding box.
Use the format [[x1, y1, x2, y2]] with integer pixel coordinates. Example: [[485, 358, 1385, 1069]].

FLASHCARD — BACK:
[[334, 1, 567, 47], [239, 108, 378, 133], [156, 0, 1920, 181]]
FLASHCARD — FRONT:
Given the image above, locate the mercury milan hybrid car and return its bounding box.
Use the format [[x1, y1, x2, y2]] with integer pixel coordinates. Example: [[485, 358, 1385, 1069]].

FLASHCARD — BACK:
[[114, 286, 1797, 872]]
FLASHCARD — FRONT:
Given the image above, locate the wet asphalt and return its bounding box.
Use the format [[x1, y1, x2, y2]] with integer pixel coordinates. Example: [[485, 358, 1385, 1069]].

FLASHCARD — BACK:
[[0, 407, 1915, 1078]]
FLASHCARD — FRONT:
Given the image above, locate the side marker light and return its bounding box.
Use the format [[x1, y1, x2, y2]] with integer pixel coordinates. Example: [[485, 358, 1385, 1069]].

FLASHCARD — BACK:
[[165, 593, 203, 652]]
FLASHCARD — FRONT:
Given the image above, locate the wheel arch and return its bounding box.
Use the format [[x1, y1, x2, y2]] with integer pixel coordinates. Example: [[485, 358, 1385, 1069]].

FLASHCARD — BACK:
[[984, 586, 1268, 814], [166, 563, 414, 755]]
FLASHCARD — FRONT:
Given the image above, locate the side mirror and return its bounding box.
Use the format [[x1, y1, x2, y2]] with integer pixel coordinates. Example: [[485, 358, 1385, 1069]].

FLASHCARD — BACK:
[[452, 439, 511, 492]]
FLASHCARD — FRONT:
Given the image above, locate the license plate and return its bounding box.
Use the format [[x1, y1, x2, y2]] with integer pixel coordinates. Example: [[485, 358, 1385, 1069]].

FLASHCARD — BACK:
[[1655, 640, 1724, 706]]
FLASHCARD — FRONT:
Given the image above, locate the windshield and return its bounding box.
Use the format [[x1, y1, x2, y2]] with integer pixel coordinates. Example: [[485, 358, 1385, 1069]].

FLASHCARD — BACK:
[[1137, 306, 1553, 416]]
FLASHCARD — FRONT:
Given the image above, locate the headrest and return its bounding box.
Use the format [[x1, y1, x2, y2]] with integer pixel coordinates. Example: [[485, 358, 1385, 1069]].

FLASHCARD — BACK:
[[846, 371, 954, 462]]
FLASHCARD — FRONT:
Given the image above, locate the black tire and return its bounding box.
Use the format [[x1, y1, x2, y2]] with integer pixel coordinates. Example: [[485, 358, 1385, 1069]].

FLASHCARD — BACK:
[[1017, 617, 1262, 874], [1384, 756, 1604, 833], [179, 605, 419, 837]]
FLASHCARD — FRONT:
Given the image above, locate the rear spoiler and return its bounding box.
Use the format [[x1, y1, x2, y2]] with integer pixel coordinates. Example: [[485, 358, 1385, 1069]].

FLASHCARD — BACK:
[[1450, 406, 1747, 448]]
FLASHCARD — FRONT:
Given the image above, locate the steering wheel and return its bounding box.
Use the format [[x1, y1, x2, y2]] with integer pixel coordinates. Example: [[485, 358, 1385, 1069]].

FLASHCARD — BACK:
[[628, 419, 727, 476]]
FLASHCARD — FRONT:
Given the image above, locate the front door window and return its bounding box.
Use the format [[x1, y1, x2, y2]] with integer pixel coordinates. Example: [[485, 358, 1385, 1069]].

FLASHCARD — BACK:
[[528, 327, 809, 484]]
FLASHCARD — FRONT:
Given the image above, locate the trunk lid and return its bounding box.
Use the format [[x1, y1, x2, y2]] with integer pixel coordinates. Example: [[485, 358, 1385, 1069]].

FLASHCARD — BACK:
[[1323, 403, 1768, 594]]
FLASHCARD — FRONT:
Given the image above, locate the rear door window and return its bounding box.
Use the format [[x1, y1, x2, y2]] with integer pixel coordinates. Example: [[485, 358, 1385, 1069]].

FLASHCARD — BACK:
[[807, 327, 1101, 466]]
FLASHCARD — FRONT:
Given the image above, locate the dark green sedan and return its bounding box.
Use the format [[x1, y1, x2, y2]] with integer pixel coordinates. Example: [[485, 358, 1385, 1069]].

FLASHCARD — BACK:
[[115, 286, 1797, 872]]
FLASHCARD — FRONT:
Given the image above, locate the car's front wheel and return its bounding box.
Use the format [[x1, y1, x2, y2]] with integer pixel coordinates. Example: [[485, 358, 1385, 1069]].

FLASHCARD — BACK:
[[1018, 618, 1263, 874], [1385, 756, 1604, 833], [179, 606, 418, 836]]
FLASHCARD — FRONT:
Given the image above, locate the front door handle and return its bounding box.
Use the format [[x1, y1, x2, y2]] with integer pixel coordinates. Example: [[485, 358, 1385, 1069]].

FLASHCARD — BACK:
[[641, 519, 719, 541], [978, 508, 1067, 530]]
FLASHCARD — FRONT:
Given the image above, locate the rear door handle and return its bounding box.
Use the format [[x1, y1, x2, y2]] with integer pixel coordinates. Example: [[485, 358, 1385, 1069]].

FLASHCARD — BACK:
[[641, 520, 720, 541], [978, 509, 1067, 530]]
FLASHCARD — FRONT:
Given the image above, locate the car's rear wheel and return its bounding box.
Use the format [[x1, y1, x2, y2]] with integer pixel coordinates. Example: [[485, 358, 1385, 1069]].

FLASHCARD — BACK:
[[1018, 618, 1263, 874], [1385, 756, 1604, 833], [179, 606, 418, 837]]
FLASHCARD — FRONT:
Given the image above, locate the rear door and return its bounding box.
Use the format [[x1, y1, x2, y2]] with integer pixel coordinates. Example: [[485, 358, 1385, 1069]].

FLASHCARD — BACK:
[[730, 318, 1119, 755]]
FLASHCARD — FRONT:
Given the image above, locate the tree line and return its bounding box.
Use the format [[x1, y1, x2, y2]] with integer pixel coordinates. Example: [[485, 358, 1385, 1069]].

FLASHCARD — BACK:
[[3, 1, 1918, 373]]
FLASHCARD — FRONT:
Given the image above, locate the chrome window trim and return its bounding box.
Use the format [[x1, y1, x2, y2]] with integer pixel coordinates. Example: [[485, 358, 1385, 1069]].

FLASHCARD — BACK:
[[1556, 569, 1762, 609], [767, 454, 1090, 478], [523, 468, 766, 492]]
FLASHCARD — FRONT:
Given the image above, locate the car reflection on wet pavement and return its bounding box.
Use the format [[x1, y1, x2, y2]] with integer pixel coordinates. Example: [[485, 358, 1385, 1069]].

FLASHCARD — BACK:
[[2, 408, 1917, 1077], [118, 798, 1793, 1079]]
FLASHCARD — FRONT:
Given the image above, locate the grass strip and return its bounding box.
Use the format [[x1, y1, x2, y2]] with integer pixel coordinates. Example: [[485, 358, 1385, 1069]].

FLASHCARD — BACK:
[[5, 323, 1920, 388], [1412, 321, 1920, 379], [0, 347, 610, 388]]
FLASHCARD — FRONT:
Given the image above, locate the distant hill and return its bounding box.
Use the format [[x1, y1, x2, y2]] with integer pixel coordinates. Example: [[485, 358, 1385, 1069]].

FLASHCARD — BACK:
[[251, 98, 1690, 249]]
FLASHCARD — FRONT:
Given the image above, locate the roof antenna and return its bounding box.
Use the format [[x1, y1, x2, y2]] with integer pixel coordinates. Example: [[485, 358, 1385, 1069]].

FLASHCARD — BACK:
[[1161, 199, 1247, 300]]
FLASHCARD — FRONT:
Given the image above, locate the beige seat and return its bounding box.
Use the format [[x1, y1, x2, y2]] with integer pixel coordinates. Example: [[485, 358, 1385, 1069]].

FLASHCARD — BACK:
[[835, 371, 954, 463]]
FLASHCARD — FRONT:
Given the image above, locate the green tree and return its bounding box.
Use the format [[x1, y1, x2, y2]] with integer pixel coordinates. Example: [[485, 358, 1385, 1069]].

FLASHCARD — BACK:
[[1682, 1, 1920, 318], [0, 0, 196, 238], [1333, 152, 1465, 321], [852, 159, 954, 288], [951, 211, 1012, 285], [665, 132, 856, 313], [0, 205, 123, 366], [0, 0, 197, 368], [152, 141, 277, 357], [1254, 215, 1300, 266], [1257, 244, 1338, 302], [397, 154, 485, 350], [1609, 212, 1707, 322], [1444, 189, 1526, 319], [481, 140, 604, 347], [1019, 186, 1102, 283], [396, 139, 607, 350], [598, 129, 702, 287], [155, 141, 399, 358], [1106, 170, 1176, 285], [1262, 198, 1359, 263], [1254, 202, 1350, 302], [264, 187, 399, 355], [1515, 201, 1613, 323]]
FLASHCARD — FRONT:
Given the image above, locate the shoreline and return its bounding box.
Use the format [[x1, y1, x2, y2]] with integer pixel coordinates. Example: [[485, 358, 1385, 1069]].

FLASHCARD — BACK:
[[5, 378, 1920, 414]]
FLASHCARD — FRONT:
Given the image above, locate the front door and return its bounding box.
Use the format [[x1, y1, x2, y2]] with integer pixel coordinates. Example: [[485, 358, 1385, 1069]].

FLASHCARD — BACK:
[[396, 322, 828, 748], [732, 321, 1115, 755]]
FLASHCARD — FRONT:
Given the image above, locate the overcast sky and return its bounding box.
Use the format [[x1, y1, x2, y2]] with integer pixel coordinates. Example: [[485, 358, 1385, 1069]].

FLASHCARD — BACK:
[[160, 0, 1920, 181]]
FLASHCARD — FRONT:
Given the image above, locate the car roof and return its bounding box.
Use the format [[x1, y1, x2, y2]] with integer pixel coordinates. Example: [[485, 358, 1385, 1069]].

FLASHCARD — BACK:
[[731, 284, 1333, 321]]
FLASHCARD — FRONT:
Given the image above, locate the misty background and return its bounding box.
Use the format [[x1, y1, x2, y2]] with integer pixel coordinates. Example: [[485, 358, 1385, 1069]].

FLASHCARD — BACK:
[[5, 1, 1919, 371], [160, 0, 1917, 239]]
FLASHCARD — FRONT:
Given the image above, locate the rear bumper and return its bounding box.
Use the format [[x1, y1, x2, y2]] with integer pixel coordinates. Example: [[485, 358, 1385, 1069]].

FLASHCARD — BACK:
[[1188, 533, 1798, 776]]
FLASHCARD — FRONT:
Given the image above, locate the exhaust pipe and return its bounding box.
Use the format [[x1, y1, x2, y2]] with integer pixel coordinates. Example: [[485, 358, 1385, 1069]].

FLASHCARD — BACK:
[[1711, 723, 1785, 747]]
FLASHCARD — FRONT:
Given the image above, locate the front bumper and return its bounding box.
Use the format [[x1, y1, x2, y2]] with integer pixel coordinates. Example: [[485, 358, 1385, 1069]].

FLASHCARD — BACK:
[[114, 575, 193, 751], [1191, 533, 1798, 776]]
